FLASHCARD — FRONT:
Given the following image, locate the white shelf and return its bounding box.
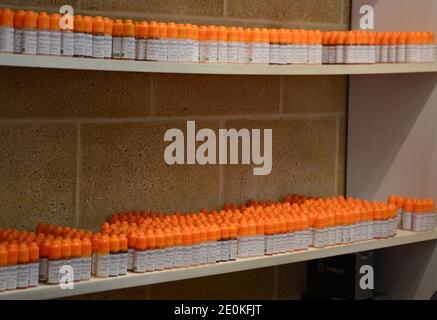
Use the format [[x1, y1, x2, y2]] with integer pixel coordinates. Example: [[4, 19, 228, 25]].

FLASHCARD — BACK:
[[1, 53, 437, 75], [1, 229, 436, 300]]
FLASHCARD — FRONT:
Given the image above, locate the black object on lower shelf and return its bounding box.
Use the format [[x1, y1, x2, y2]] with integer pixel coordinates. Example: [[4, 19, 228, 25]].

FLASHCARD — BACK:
[[304, 251, 377, 300]]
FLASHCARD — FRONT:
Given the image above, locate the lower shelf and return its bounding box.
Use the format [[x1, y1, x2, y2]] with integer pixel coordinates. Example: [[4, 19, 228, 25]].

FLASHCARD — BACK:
[[1, 229, 437, 300]]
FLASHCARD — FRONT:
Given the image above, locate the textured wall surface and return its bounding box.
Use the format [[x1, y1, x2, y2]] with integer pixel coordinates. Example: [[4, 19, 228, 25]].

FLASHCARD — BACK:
[[0, 0, 350, 299]]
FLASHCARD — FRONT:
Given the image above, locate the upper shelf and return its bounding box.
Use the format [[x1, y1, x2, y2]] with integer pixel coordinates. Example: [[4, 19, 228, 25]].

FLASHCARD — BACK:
[[1, 53, 437, 75], [1, 229, 436, 300]]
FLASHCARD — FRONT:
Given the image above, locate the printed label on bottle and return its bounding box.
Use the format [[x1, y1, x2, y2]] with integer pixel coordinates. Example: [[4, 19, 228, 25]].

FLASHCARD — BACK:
[[14, 29, 23, 54], [136, 38, 148, 60], [0, 267, 7, 291], [28, 262, 39, 287], [47, 260, 61, 284], [146, 39, 161, 61], [173, 247, 184, 268], [39, 257, 48, 282], [112, 37, 122, 59], [157, 39, 168, 61], [402, 212, 412, 230], [17, 264, 29, 289], [192, 41, 200, 62], [229, 239, 237, 260], [134, 250, 147, 273], [406, 45, 417, 63], [335, 46, 345, 64], [104, 35, 112, 58], [207, 41, 218, 62], [155, 249, 165, 271], [218, 41, 228, 63], [74, 32, 85, 56], [269, 44, 280, 64], [192, 245, 201, 265], [128, 248, 135, 270], [37, 30, 51, 55], [184, 40, 194, 62], [70, 258, 81, 281], [199, 41, 208, 62], [122, 37, 136, 59], [118, 252, 128, 275], [145, 250, 156, 272], [163, 248, 174, 269], [167, 39, 179, 61], [0, 27, 14, 53], [251, 43, 269, 64], [81, 257, 92, 280], [388, 45, 397, 63], [23, 30, 38, 55], [109, 253, 120, 276], [49, 31, 62, 56], [183, 246, 192, 267], [208, 242, 217, 262], [84, 33, 93, 57], [226, 42, 239, 63], [93, 35, 106, 59], [61, 31, 74, 56], [96, 254, 110, 277], [6, 265, 18, 289]]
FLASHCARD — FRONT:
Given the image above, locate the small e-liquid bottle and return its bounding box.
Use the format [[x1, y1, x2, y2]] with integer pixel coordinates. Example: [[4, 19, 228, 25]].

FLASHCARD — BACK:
[[237, 222, 250, 258], [0, 245, 7, 292], [47, 240, 61, 285], [92, 17, 106, 59], [122, 19, 135, 60], [133, 233, 147, 273], [39, 239, 50, 282], [335, 212, 343, 244], [184, 24, 194, 62], [17, 243, 30, 289], [286, 29, 294, 65], [13, 10, 26, 54], [380, 32, 390, 63], [28, 242, 39, 288], [145, 231, 156, 272], [182, 228, 193, 267], [402, 199, 414, 230], [172, 228, 183, 268], [191, 25, 200, 63], [217, 26, 228, 63], [135, 21, 148, 61], [344, 32, 355, 64], [328, 31, 338, 64], [166, 22, 178, 62], [6, 243, 18, 290], [322, 32, 330, 64], [109, 235, 120, 277], [396, 32, 407, 63], [228, 225, 238, 261], [155, 230, 166, 271], [96, 235, 110, 278], [49, 13, 61, 56], [164, 229, 175, 270], [74, 15, 85, 57], [71, 238, 82, 282], [146, 21, 159, 61], [118, 234, 128, 276], [237, 27, 248, 64], [198, 25, 208, 63], [157, 22, 168, 61], [36, 12, 50, 55], [103, 18, 113, 59], [219, 225, 230, 262], [198, 227, 208, 265], [175, 24, 187, 62], [91, 235, 100, 276], [406, 32, 418, 63], [60, 13, 74, 57], [80, 238, 92, 281], [0, 8, 14, 53], [297, 30, 308, 64], [250, 28, 261, 64], [335, 31, 346, 64], [61, 239, 72, 272], [206, 25, 218, 63], [112, 19, 123, 59], [368, 32, 376, 64], [269, 29, 280, 65], [388, 32, 399, 64], [83, 16, 93, 58], [127, 232, 136, 272], [23, 10, 37, 55]]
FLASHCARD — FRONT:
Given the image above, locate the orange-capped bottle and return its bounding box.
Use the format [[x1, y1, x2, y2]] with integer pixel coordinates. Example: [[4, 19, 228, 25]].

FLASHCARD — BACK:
[[109, 235, 120, 277], [80, 238, 92, 281], [145, 231, 156, 272], [217, 26, 228, 63], [118, 234, 128, 275], [47, 240, 61, 285], [39, 239, 51, 282], [172, 228, 183, 268], [49, 13, 61, 56], [122, 19, 135, 60], [17, 243, 30, 289], [135, 21, 148, 61], [28, 242, 39, 287], [0, 244, 7, 291], [71, 238, 82, 282], [73, 15, 85, 57], [0, 8, 14, 53], [96, 235, 110, 278], [13, 10, 26, 54], [102, 17, 113, 59], [112, 19, 123, 59], [163, 229, 175, 269], [134, 232, 147, 273], [61, 12, 74, 57], [92, 16, 106, 59], [23, 10, 38, 55], [83, 16, 93, 57], [206, 25, 218, 63], [127, 231, 137, 271], [6, 243, 18, 290]]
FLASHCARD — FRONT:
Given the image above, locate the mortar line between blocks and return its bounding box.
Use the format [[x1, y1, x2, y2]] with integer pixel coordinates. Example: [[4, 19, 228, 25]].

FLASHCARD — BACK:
[[74, 122, 82, 228], [218, 118, 226, 208], [334, 117, 341, 195], [0, 113, 345, 125], [223, 0, 228, 17]]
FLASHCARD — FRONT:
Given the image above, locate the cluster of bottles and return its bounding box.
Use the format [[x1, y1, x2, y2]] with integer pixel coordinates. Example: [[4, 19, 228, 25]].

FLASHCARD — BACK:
[[1, 195, 435, 291], [322, 31, 436, 64], [1, 8, 435, 65], [388, 196, 436, 232]]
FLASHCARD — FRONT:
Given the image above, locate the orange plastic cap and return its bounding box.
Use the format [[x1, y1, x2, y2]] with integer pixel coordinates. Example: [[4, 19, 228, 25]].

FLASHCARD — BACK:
[[14, 10, 25, 29], [228, 26, 238, 42], [81, 238, 92, 257], [98, 236, 110, 254], [1, 8, 14, 28], [207, 25, 217, 41], [48, 240, 61, 260], [124, 19, 135, 37], [71, 238, 82, 257], [93, 16, 105, 34], [113, 19, 124, 37], [0, 245, 7, 266], [24, 10, 37, 29]]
